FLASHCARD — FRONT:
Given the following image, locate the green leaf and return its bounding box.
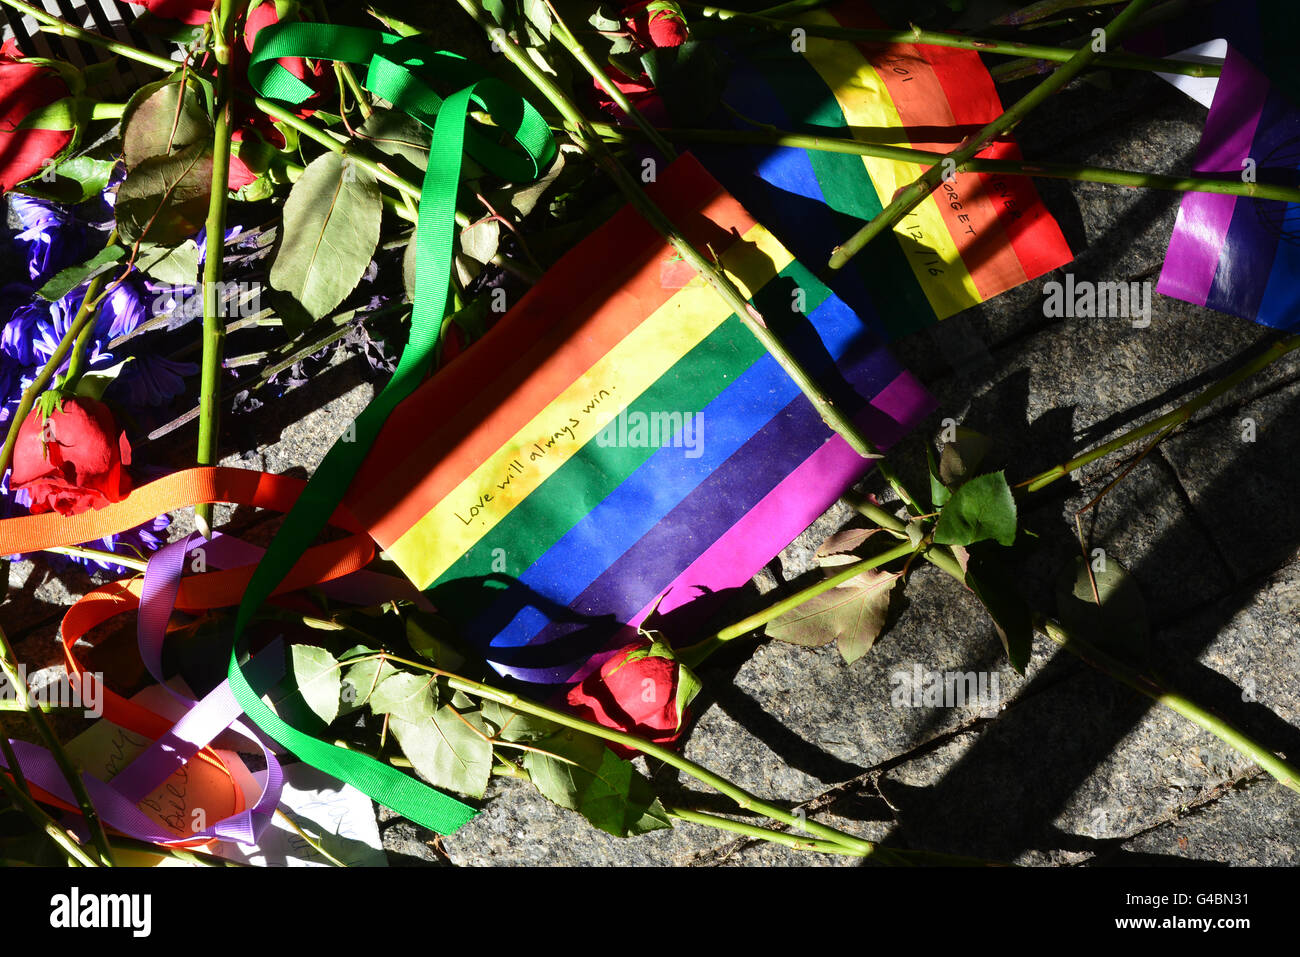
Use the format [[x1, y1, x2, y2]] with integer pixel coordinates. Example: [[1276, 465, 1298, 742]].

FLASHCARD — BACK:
[[368, 671, 438, 723], [1055, 554, 1150, 666], [36, 246, 125, 301], [135, 240, 199, 285], [766, 568, 899, 664], [14, 155, 117, 204], [289, 645, 341, 726], [674, 663, 701, 732], [523, 729, 671, 837], [927, 445, 950, 508], [588, 6, 623, 32], [402, 231, 419, 304], [16, 96, 79, 132], [269, 150, 382, 323], [480, 700, 560, 743], [114, 142, 213, 247], [523, 0, 552, 36], [816, 526, 884, 560], [503, 148, 565, 218], [933, 471, 1017, 548], [357, 109, 430, 173], [939, 427, 992, 488], [389, 707, 492, 799], [121, 79, 212, 170], [73, 357, 133, 401], [340, 656, 398, 713], [459, 218, 500, 265], [965, 551, 1033, 675]]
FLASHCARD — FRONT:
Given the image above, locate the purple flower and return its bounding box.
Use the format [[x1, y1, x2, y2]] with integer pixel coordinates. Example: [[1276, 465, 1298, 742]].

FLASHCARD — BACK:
[[32, 294, 115, 374], [95, 276, 148, 342], [10, 195, 81, 285], [195, 224, 245, 266], [1, 300, 43, 365]]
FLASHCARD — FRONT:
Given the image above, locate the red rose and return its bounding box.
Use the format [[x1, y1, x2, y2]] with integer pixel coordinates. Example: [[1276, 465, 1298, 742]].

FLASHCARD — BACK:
[[623, 1, 689, 49], [0, 39, 74, 192], [11, 398, 133, 516], [566, 637, 699, 756], [128, 0, 214, 26]]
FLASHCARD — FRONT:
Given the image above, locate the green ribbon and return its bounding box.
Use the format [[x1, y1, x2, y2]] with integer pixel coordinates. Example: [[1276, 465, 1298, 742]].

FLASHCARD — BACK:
[[230, 22, 556, 834]]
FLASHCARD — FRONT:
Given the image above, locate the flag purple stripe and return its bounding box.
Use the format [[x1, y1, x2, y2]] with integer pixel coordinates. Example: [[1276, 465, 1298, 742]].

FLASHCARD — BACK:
[[1203, 80, 1300, 319], [1158, 46, 1269, 305], [509, 345, 916, 670]]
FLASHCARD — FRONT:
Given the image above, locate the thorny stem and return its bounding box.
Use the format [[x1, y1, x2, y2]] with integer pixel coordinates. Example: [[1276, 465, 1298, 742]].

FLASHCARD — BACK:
[[1038, 619, 1300, 794], [545, 8, 677, 160], [677, 539, 916, 666], [686, 2, 1218, 77], [0, 271, 109, 481], [827, 0, 1160, 272], [0, 755, 99, 866], [588, 123, 1300, 204], [0, 624, 114, 865], [1019, 336, 1300, 492], [458, 0, 884, 461], [344, 650, 882, 858], [858, 516, 1300, 796], [195, 0, 245, 538]]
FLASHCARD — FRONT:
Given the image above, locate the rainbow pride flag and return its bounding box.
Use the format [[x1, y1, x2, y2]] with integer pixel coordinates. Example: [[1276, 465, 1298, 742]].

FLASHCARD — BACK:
[[1158, 46, 1300, 330], [345, 154, 934, 685], [692, 4, 1073, 340]]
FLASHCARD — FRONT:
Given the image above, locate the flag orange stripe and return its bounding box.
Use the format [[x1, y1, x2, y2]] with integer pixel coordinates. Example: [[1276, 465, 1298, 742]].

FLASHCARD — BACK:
[[348, 163, 759, 546]]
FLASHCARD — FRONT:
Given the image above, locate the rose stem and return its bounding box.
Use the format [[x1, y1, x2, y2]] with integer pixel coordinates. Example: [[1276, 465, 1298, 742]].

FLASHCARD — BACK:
[[39, 546, 149, 572], [0, 270, 110, 481], [684, 2, 1217, 77], [0, 3, 524, 280], [0, 624, 115, 865], [826, 0, 1159, 273], [677, 539, 915, 667], [1037, 617, 1300, 794], [458, 0, 884, 462], [0, 0, 180, 74], [589, 122, 1300, 204], [0, 752, 99, 866], [543, 2, 678, 160], [662, 805, 871, 858], [345, 651, 883, 858], [1018, 335, 1300, 492], [194, 0, 244, 539], [824, 497, 1300, 795]]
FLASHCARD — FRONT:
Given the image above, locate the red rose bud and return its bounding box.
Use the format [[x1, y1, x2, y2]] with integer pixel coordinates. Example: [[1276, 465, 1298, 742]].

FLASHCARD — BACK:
[[11, 397, 132, 516], [623, 0, 689, 49], [129, 0, 215, 26], [0, 40, 74, 192], [566, 636, 700, 756]]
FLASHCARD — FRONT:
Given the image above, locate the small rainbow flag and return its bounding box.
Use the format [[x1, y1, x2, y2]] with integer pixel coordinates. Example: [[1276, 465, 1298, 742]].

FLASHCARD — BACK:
[[346, 154, 934, 684], [693, 4, 1073, 340], [1158, 45, 1300, 331]]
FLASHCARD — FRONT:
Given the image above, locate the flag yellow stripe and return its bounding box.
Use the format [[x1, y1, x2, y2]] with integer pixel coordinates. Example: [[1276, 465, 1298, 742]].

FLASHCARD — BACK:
[[800, 11, 982, 316], [388, 223, 794, 588]]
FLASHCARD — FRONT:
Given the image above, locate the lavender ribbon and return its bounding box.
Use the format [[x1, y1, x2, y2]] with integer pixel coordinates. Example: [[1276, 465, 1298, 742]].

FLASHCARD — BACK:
[[2, 531, 423, 848]]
